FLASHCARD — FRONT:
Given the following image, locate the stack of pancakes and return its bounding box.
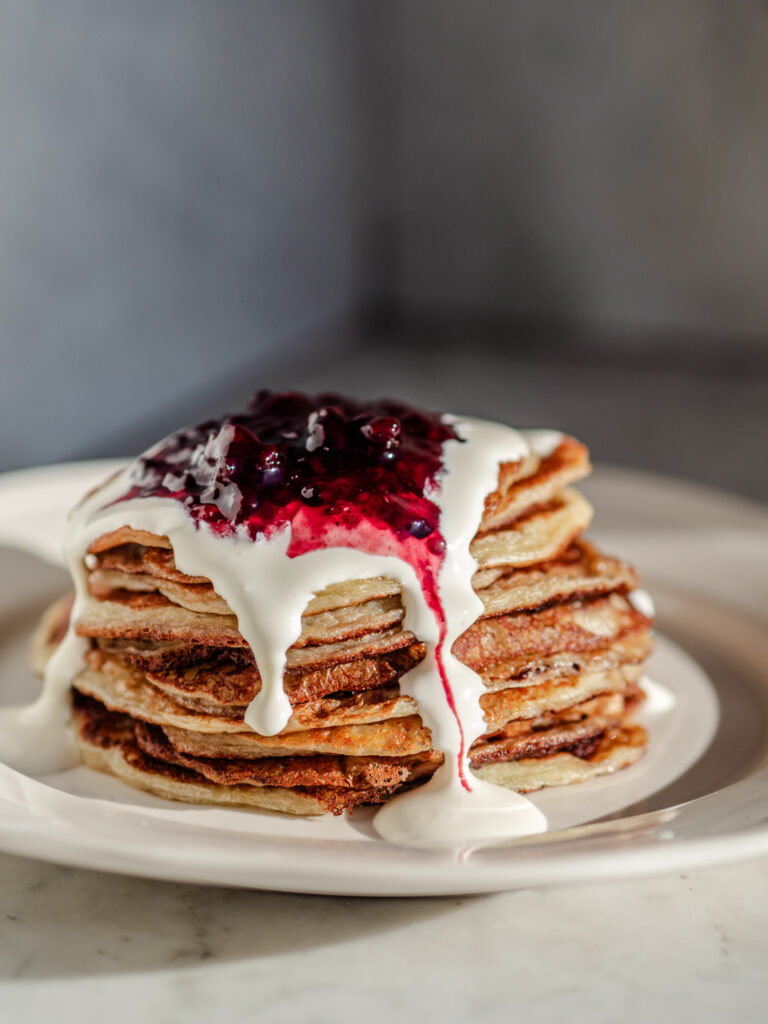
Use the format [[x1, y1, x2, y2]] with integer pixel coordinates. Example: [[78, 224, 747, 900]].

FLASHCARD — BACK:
[[35, 436, 653, 814]]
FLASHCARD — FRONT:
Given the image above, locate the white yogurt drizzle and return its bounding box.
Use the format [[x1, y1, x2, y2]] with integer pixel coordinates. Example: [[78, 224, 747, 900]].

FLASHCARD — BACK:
[[628, 588, 656, 620], [0, 419, 560, 847]]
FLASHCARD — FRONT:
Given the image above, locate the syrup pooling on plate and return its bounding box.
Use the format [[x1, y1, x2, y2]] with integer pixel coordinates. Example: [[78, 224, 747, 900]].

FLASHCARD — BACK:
[[0, 392, 552, 845]]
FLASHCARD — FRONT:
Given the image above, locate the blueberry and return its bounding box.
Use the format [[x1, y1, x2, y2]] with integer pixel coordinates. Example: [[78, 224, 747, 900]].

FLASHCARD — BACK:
[[261, 466, 284, 487], [408, 518, 433, 539]]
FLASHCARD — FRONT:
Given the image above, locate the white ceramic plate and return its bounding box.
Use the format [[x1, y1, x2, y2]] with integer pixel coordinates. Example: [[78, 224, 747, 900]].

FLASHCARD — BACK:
[[0, 461, 767, 896]]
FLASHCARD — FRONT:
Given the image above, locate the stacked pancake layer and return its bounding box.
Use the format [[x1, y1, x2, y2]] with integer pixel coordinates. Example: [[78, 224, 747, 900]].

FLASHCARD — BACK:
[[36, 436, 653, 814]]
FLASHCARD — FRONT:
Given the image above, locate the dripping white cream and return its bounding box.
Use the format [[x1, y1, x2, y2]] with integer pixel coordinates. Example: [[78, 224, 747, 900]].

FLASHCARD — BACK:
[[374, 419, 548, 846], [0, 416, 559, 846], [628, 588, 656, 620]]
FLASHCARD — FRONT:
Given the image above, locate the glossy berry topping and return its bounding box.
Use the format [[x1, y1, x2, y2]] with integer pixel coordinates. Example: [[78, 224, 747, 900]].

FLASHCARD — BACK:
[[117, 390, 459, 553]]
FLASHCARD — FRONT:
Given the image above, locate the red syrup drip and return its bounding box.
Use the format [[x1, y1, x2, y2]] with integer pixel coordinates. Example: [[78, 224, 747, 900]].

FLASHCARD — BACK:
[[115, 389, 472, 789]]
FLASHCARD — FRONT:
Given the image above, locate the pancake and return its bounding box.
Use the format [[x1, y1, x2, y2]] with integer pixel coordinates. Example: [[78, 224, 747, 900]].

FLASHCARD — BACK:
[[71, 692, 645, 813], [87, 536, 637, 621], [29, 398, 653, 822], [72, 645, 640, 740]]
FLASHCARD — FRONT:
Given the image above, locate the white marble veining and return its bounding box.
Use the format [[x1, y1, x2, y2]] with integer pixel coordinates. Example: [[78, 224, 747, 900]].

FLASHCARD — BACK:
[[2, 850, 768, 1023]]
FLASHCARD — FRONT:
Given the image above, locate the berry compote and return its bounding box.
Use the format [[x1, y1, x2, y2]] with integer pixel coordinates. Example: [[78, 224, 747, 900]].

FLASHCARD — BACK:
[[117, 390, 458, 554]]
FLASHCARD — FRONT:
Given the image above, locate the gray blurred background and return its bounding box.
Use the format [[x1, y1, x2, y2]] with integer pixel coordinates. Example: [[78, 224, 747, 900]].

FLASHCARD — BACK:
[[1, 1, 766, 499]]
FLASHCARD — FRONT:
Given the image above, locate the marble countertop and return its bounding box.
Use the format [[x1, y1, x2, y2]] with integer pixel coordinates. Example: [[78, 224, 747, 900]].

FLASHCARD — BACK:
[[2, 849, 767, 1022]]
